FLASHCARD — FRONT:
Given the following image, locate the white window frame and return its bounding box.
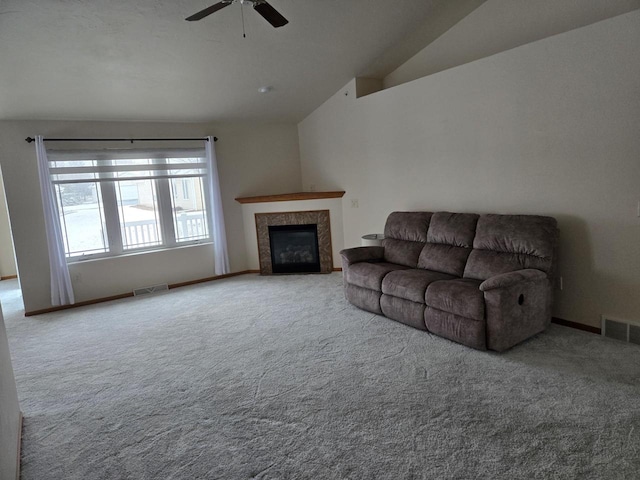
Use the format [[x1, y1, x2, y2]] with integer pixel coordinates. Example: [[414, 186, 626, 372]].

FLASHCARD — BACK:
[[181, 178, 190, 200], [48, 148, 213, 262]]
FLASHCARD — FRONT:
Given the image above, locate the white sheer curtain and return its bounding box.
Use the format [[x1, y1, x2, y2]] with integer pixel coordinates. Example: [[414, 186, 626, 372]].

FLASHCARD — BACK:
[[35, 136, 75, 306], [205, 136, 230, 275]]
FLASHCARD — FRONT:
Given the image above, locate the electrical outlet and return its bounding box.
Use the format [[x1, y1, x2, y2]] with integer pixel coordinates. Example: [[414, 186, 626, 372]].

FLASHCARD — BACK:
[[351, 199, 359, 208]]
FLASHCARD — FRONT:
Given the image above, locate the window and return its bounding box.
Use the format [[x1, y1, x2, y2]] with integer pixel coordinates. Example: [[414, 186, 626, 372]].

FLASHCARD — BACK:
[[170, 177, 209, 243], [55, 181, 108, 257], [116, 179, 163, 250], [181, 178, 190, 200], [47, 148, 211, 260]]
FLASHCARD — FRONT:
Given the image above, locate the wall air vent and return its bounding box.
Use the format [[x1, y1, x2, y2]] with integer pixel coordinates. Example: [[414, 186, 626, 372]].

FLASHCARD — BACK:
[[601, 315, 640, 345], [133, 284, 169, 296]]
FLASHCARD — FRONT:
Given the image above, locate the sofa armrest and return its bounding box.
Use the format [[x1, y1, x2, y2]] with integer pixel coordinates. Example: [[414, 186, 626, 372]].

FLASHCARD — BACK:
[[479, 269, 547, 292], [481, 269, 552, 352], [340, 246, 384, 266]]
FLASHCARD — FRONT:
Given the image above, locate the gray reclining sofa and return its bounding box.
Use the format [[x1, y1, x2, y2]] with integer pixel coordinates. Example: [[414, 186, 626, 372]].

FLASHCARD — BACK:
[[340, 212, 559, 351]]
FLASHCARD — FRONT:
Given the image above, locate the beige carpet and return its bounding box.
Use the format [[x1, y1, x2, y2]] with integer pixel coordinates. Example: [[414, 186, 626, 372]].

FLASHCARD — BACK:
[[3, 273, 640, 479]]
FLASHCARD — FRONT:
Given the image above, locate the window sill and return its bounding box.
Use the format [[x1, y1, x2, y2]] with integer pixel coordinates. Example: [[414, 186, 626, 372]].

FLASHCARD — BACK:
[[67, 241, 213, 264]]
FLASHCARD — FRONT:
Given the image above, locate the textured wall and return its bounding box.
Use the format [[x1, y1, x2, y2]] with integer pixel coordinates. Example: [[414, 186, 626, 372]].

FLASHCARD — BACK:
[[298, 12, 640, 328]]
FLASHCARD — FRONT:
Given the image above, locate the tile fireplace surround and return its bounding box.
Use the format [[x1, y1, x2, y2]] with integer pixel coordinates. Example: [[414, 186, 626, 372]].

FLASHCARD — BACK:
[[236, 192, 345, 274], [255, 210, 332, 275]]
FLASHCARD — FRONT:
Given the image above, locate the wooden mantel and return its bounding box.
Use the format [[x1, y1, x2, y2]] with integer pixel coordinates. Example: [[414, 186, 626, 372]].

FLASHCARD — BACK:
[[235, 191, 345, 204]]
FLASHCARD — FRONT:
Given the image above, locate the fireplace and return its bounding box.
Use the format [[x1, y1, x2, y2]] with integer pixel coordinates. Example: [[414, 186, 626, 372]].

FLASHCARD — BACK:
[[268, 224, 321, 274], [255, 210, 333, 275]]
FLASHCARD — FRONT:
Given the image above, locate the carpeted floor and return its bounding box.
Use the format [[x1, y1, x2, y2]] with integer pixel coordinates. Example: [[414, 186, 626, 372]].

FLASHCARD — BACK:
[[3, 273, 640, 479]]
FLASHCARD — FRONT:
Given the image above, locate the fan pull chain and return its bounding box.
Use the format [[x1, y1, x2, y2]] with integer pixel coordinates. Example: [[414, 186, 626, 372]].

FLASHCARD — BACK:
[[241, 3, 246, 38]]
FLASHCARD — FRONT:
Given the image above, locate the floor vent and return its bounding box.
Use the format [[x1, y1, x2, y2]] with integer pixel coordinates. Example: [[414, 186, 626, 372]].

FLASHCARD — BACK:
[[601, 315, 640, 345], [133, 284, 169, 296]]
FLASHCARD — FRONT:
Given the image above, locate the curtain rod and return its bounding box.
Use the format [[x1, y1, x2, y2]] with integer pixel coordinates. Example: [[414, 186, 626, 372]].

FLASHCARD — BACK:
[[25, 136, 217, 144]]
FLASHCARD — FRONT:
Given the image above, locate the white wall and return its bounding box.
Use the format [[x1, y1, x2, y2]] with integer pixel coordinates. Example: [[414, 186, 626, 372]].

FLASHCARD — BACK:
[[0, 120, 301, 313], [384, 0, 640, 88], [0, 170, 17, 278], [0, 304, 20, 480], [298, 11, 640, 328]]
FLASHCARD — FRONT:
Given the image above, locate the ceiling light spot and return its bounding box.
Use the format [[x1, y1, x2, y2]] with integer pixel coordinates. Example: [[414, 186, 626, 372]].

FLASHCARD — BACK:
[[258, 86, 273, 94]]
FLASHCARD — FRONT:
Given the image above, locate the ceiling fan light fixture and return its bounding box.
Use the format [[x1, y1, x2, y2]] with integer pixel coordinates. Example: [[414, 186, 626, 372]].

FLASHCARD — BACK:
[[186, 0, 288, 28]]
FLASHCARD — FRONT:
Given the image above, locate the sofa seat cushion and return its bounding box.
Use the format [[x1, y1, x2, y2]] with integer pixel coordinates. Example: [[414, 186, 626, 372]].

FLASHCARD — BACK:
[[382, 269, 455, 303], [426, 278, 485, 321], [346, 262, 409, 291]]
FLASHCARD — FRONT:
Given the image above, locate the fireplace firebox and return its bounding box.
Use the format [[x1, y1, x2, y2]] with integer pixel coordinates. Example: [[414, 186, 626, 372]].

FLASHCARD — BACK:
[[255, 210, 333, 275], [268, 224, 321, 274]]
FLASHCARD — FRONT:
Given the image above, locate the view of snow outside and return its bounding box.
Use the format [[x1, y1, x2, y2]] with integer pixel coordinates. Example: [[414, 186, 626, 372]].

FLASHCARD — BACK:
[[57, 178, 208, 258]]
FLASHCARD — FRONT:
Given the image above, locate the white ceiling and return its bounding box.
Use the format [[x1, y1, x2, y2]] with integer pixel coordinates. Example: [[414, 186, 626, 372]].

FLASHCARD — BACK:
[[0, 0, 468, 123]]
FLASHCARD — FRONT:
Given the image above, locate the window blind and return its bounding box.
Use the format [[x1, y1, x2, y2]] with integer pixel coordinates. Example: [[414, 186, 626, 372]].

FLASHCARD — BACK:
[[47, 148, 207, 184]]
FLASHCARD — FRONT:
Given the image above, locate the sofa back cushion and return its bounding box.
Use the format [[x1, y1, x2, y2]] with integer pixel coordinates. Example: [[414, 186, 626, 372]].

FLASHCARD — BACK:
[[463, 214, 558, 280], [418, 212, 479, 276], [383, 212, 432, 267]]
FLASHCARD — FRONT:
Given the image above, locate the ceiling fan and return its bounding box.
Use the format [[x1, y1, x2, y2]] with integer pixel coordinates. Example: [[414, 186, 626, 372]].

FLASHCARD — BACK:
[[186, 0, 288, 28]]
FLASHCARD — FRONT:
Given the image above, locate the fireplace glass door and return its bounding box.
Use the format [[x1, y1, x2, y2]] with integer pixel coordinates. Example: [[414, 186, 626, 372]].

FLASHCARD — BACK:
[[268, 224, 321, 273]]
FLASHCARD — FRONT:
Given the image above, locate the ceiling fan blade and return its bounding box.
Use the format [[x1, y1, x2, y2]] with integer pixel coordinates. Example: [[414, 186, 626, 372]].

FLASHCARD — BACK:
[[185, 1, 232, 21], [253, 1, 288, 28]]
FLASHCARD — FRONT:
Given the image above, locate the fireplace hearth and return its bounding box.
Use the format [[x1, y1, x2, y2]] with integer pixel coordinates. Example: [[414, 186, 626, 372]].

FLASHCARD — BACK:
[[268, 224, 321, 274]]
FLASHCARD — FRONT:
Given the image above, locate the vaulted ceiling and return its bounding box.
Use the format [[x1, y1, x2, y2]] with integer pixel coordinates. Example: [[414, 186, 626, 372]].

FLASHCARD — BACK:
[[0, 0, 482, 123]]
